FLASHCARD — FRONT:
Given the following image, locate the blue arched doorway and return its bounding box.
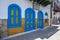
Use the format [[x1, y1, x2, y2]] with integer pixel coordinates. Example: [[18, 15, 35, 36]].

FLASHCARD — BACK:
[[37, 11, 44, 29], [25, 8, 35, 32], [8, 4, 21, 28]]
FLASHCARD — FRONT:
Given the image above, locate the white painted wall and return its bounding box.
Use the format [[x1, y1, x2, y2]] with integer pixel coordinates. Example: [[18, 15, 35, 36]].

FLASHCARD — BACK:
[[40, 5, 50, 19], [0, 0, 50, 19], [0, 0, 32, 19]]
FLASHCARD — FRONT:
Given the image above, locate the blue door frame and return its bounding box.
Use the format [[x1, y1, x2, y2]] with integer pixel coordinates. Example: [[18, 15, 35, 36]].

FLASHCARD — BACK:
[[8, 4, 21, 28], [25, 8, 35, 32], [37, 11, 44, 29]]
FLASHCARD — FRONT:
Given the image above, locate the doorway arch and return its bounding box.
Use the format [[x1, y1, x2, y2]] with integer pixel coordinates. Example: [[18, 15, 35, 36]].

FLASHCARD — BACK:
[[8, 4, 22, 28], [25, 8, 35, 31], [37, 11, 44, 29]]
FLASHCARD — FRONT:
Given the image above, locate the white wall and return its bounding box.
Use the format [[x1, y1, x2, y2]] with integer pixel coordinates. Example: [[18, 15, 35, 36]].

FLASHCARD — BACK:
[[40, 5, 50, 19], [0, 0, 50, 19], [0, 0, 32, 19]]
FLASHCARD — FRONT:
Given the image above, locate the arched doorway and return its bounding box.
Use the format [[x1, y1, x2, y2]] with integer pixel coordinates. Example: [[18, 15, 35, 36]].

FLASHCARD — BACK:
[[25, 8, 35, 32], [37, 11, 44, 29], [8, 4, 21, 28], [8, 4, 22, 35]]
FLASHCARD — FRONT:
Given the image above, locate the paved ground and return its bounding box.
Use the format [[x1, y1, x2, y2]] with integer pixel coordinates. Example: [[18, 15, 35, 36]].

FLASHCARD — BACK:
[[47, 26, 60, 40], [1, 26, 60, 40]]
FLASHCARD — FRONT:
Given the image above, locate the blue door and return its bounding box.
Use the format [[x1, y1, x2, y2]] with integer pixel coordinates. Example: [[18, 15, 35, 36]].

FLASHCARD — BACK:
[[37, 11, 44, 29], [8, 4, 21, 28], [25, 8, 35, 32]]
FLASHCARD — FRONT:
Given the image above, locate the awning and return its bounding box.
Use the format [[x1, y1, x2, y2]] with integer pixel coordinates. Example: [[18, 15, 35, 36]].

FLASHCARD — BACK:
[[53, 2, 60, 12]]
